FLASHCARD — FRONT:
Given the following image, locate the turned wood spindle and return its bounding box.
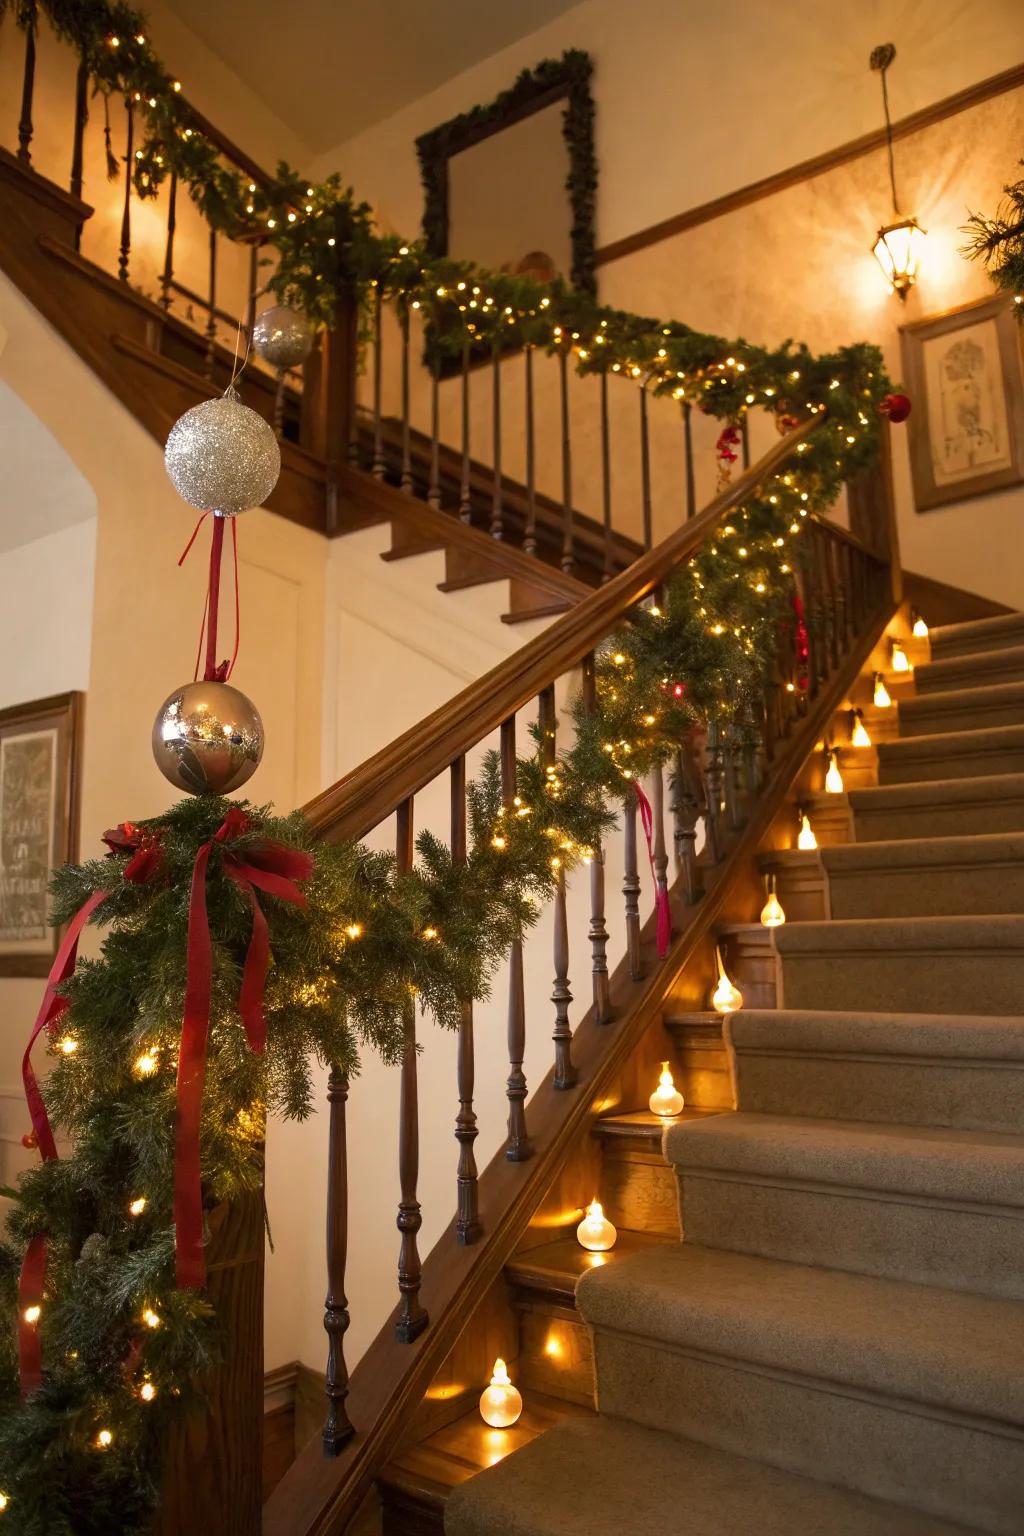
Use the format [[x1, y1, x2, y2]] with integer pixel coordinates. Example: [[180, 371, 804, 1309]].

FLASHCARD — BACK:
[[683, 402, 696, 521], [501, 715, 532, 1160], [451, 757, 481, 1243], [639, 382, 653, 551], [118, 97, 134, 282], [490, 350, 503, 538], [558, 347, 574, 574], [600, 370, 614, 582], [623, 787, 642, 983], [394, 797, 428, 1342], [702, 720, 725, 863], [582, 656, 611, 1022], [459, 340, 472, 521], [322, 1066, 355, 1455], [540, 685, 577, 1090], [670, 747, 702, 905], [400, 303, 413, 493], [70, 58, 89, 245], [160, 171, 178, 311], [204, 229, 218, 381], [17, 8, 37, 166], [371, 285, 385, 480], [523, 345, 538, 555], [427, 334, 441, 509]]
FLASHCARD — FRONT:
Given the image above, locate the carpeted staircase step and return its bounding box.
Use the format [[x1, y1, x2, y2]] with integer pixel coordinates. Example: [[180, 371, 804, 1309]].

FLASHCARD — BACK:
[[848, 772, 1024, 840], [726, 1009, 1024, 1133], [445, 1414, 986, 1536], [898, 680, 1024, 737], [575, 1244, 1024, 1534], [930, 611, 1024, 662], [915, 644, 1024, 696], [821, 832, 1024, 918], [505, 1230, 668, 1307], [665, 1112, 1024, 1298], [774, 914, 1024, 1015], [877, 724, 1024, 785]]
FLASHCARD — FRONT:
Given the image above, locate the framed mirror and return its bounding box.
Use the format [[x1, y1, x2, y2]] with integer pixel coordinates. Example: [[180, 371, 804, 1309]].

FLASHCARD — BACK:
[[415, 49, 597, 296]]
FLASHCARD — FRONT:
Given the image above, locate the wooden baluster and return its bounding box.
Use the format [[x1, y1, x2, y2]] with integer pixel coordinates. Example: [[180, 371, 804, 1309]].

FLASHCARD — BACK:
[[451, 757, 481, 1242], [427, 339, 441, 509], [371, 286, 385, 480], [490, 350, 503, 538], [820, 528, 839, 671], [502, 716, 532, 1161], [802, 542, 824, 698], [600, 370, 614, 582], [245, 242, 259, 339], [702, 720, 725, 862], [399, 301, 413, 493], [834, 539, 849, 658], [118, 98, 133, 282], [322, 1066, 355, 1455], [651, 761, 670, 927], [558, 347, 574, 574], [160, 172, 178, 310], [459, 339, 472, 522], [540, 685, 578, 1089], [640, 382, 653, 551], [70, 58, 88, 245], [272, 369, 286, 438], [623, 787, 642, 982], [581, 655, 611, 1022], [523, 345, 538, 554], [683, 402, 696, 520], [740, 413, 751, 470], [205, 229, 218, 381], [16, 7, 36, 166], [726, 724, 746, 829], [395, 797, 428, 1342], [670, 746, 702, 904]]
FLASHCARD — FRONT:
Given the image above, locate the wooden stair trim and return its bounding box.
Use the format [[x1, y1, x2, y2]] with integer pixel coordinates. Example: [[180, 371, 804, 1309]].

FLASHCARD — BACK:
[[265, 590, 895, 1536], [505, 1230, 671, 1306], [306, 419, 842, 843]]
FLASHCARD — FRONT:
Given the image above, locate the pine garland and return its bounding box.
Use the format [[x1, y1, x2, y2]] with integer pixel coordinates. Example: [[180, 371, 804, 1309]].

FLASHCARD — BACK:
[[963, 158, 1024, 304]]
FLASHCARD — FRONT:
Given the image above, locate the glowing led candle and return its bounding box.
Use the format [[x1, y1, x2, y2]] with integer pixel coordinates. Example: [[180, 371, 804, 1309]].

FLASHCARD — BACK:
[[760, 876, 786, 928], [577, 1199, 617, 1251], [891, 642, 911, 673], [912, 613, 929, 638], [824, 751, 845, 794], [797, 814, 818, 851], [851, 710, 872, 748], [873, 673, 892, 708], [649, 1061, 685, 1117], [711, 947, 743, 1015], [479, 1358, 523, 1427]]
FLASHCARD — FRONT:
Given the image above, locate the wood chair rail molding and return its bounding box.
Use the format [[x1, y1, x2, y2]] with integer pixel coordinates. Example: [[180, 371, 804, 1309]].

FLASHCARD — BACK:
[[594, 62, 1024, 268], [305, 415, 829, 843], [268, 568, 895, 1536]]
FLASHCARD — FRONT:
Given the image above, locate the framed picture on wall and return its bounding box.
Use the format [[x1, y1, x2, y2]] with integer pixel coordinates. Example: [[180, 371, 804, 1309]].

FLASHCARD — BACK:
[[0, 692, 83, 977], [900, 293, 1024, 512]]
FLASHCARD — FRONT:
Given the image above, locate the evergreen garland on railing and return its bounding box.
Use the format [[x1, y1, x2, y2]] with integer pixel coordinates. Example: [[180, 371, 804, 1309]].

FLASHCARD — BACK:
[[963, 157, 1024, 304]]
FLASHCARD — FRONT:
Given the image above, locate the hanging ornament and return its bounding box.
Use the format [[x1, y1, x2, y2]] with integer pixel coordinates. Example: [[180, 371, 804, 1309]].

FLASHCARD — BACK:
[[152, 679, 264, 795], [252, 304, 314, 370], [715, 423, 742, 489], [879, 392, 912, 423], [164, 387, 280, 516]]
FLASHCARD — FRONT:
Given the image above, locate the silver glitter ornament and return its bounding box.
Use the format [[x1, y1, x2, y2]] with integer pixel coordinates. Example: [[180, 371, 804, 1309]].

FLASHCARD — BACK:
[[252, 304, 314, 370], [152, 680, 264, 796], [164, 388, 280, 516]]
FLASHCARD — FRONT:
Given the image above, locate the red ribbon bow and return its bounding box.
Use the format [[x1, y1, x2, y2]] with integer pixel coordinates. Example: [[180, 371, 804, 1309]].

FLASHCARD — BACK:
[[176, 808, 312, 1289], [632, 781, 672, 960], [102, 821, 166, 885]]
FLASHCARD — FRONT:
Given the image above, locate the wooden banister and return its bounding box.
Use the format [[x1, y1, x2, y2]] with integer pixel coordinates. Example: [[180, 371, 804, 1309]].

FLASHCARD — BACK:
[[304, 415, 824, 841]]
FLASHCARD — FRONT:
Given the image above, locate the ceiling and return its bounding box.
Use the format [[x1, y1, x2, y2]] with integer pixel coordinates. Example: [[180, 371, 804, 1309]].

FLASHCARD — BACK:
[[163, 0, 583, 153]]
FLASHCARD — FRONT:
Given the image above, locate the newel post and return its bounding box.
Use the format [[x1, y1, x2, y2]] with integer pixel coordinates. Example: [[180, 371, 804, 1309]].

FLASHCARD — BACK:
[[153, 1191, 265, 1536], [301, 284, 360, 519]]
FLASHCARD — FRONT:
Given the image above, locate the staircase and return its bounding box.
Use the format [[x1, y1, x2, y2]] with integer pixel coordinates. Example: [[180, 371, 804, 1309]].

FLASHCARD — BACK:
[[444, 612, 1024, 1536]]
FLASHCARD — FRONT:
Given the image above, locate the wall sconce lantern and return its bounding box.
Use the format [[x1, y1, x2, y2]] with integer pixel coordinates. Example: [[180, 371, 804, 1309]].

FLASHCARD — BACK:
[[870, 44, 925, 300]]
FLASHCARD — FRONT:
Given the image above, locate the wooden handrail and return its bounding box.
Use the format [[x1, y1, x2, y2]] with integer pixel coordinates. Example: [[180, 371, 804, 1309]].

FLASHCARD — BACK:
[[305, 414, 826, 842]]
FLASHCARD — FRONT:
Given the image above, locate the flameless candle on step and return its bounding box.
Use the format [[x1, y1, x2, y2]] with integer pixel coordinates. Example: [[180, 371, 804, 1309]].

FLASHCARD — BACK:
[[479, 1358, 523, 1428], [649, 1061, 685, 1117], [797, 813, 818, 851], [850, 709, 872, 748], [711, 946, 743, 1014], [824, 749, 845, 794], [577, 1199, 617, 1251], [912, 612, 929, 638], [760, 875, 786, 928], [891, 642, 912, 673], [873, 673, 892, 708]]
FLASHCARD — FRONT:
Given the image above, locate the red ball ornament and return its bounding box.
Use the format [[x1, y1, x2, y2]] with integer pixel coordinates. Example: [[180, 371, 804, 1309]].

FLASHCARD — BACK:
[[879, 392, 912, 424], [21, 1130, 37, 1150]]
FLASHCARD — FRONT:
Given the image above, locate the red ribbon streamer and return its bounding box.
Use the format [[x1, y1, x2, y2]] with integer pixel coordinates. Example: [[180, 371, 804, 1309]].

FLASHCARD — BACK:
[[176, 809, 312, 1289], [18, 887, 109, 1396], [179, 512, 242, 684], [633, 781, 672, 959]]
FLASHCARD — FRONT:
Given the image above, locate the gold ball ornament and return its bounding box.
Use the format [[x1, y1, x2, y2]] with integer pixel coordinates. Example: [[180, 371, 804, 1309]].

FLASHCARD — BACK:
[[252, 304, 314, 370], [164, 387, 280, 516], [152, 680, 264, 796]]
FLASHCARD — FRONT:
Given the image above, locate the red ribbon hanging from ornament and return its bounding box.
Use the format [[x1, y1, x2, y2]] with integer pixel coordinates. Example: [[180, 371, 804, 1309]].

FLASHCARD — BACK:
[[176, 807, 312, 1289], [632, 781, 672, 960], [179, 513, 242, 684]]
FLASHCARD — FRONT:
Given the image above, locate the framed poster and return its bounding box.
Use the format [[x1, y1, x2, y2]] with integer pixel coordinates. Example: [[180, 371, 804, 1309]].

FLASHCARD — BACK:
[[899, 294, 1024, 512], [0, 692, 83, 976]]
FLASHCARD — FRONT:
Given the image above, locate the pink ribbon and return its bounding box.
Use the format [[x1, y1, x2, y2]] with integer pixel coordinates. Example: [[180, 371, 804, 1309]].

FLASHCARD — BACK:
[[633, 781, 672, 959]]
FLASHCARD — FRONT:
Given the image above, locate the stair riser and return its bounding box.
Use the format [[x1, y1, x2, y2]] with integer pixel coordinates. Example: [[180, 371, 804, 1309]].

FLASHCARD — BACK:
[[878, 745, 1024, 784], [932, 622, 1024, 661], [601, 1148, 680, 1238], [916, 660, 1024, 695], [853, 798, 1024, 840], [731, 1052, 1024, 1134], [778, 948, 1024, 1016], [826, 862, 1024, 918], [678, 1173, 1024, 1300], [593, 1330, 1023, 1535], [899, 697, 1024, 736]]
